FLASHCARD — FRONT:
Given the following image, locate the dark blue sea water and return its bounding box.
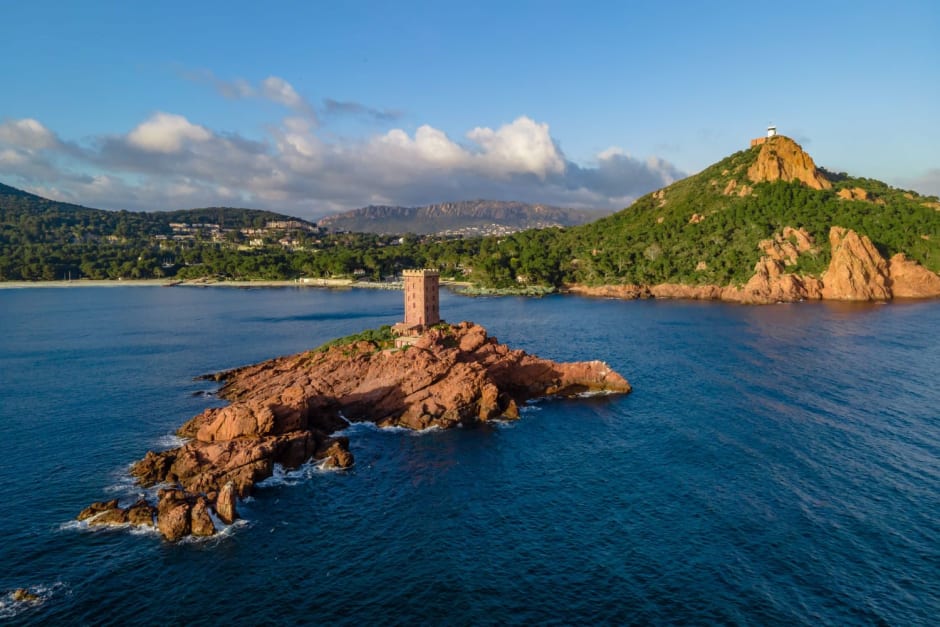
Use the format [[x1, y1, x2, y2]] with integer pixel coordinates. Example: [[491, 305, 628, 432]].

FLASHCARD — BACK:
[[1, 286, 938, 625]]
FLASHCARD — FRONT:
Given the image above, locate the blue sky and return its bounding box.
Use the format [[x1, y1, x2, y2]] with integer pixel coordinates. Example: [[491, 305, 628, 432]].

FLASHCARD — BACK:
[[1, 0, 937, 218]]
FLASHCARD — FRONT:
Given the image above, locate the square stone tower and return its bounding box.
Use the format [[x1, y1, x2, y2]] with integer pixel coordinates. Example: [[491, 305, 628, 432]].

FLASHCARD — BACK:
[[402, 269, 440, 329]]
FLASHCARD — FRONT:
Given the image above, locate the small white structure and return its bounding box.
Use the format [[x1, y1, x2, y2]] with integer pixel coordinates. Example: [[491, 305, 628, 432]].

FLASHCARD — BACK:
[[767, 124, 777, 138]]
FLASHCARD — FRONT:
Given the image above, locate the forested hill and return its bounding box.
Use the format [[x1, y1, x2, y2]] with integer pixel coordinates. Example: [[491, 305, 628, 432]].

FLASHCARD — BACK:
[[473, 135, 940, 288], [318, 200, 606, 235], [0, 182, 319, 279], [0, 184, 313, 235], [2, 136, 938, 288]]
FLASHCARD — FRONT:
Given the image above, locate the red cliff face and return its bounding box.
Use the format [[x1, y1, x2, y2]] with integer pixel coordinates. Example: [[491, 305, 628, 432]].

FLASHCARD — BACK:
[[79, 322, 630, 540], [747, 136, 832, 191], [567, 226, 940, 304], [819, 227, 891, 300]]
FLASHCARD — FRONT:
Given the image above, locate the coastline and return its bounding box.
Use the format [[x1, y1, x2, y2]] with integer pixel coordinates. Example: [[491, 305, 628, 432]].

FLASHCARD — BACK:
[[0, 278, 371, 290], [0, 278, 475, 291]]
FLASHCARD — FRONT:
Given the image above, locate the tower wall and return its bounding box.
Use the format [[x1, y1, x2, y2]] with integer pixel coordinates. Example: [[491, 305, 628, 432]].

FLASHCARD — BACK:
[[403, 269, 440, 328]]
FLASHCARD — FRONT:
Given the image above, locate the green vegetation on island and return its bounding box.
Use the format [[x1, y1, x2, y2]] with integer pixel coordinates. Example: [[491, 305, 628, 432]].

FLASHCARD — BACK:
[[2, 138, 938, 288]]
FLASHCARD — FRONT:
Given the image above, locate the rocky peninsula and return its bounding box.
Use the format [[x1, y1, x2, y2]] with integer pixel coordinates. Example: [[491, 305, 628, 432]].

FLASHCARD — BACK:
[[567, 225, 940, 304], [77, 321, 630, 540]]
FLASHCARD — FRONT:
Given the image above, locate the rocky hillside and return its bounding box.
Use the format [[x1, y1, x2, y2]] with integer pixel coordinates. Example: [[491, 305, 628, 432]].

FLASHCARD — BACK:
[[522, 134, 940, 301], [318, 200, 606, 235]]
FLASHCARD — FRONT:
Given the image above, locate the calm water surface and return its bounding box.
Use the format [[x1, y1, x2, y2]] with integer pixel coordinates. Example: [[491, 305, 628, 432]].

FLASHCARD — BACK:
[[0, 287, 937, 625]]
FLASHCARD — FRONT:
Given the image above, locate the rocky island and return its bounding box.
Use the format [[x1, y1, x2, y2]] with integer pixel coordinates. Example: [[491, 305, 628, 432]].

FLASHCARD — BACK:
[[78, 271, 630, 541]]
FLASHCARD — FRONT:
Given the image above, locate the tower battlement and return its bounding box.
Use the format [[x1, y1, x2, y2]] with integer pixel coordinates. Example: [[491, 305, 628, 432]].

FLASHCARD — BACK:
[[394, 268, 441, 340], [402, 269, 440, 278]]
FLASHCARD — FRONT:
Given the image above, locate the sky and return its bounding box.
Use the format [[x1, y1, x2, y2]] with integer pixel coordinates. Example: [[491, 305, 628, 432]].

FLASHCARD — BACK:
[[1, 0, 938, 220]]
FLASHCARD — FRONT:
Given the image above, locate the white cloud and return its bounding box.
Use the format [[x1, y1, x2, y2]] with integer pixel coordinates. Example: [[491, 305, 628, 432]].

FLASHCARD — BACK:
[[597, 146, 627, 161], [0, 111, 683, 216], [0, 118, 57, 150], [261, 76, 304, 109], [126, 113, 211, 153], [467, 117, 565, 178]]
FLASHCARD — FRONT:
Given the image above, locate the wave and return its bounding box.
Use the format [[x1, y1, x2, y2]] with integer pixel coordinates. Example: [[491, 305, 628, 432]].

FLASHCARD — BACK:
[[256, 459, 341, 488], [60, 508, 248, 542], [58, 517, 162, 537], [337, 420, 443, 437], [0, 582, 70, 620], [177, 519, 250, 546], [154, 434, 188, 449]]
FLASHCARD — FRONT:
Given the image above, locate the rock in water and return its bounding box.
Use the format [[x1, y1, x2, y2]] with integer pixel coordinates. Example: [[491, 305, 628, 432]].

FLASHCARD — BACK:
[[215, 481, 239, 525], [83, 321, 631, 540], [87, 507, 128, 526], [157, 490, 192, 542], [190, 497, 216, 537], [126, 500, 156, 527], [77, 499, 120, 521], [12, 588, 40, 603]]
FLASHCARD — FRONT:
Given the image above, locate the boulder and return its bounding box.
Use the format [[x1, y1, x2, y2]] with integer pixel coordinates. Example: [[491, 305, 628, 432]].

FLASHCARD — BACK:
[[12, 588, 40, 603], [190, 497, 216, 537], [157, 490, 192, 542], [316, 438, 354, 470], [77, 499, 120, 521], [87, 507, 128, 526], [215, 481, 239, 525], [126, 500, 156, 527]]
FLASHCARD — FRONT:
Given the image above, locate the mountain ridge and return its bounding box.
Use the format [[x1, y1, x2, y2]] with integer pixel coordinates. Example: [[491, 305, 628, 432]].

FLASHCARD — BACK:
[[318, 200, 608, 235]]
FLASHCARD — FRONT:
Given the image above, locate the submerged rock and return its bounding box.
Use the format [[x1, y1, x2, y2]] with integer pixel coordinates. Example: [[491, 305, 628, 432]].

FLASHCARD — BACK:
[[12, 588, 40, 603], [80, 321, 630, 541]]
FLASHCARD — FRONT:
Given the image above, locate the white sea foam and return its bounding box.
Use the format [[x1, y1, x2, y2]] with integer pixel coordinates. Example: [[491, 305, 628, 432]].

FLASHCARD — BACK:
[[575, 389, 619, 398], [336, 420, 442, 437], [58, 517, 161, 537], [256, 461, 319, 488], [0, 581, 70, 619], [154, 434, 188, 449], [103, 471, 139, 494], [177, 518, 249, 545]]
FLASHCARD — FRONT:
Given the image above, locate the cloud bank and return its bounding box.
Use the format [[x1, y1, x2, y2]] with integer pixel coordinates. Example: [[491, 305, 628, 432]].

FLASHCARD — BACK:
[[0, 77, 685, 218]]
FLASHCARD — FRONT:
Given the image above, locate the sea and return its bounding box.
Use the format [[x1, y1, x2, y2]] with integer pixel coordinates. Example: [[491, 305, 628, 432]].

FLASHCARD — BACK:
[[0, 286, 937, 625]]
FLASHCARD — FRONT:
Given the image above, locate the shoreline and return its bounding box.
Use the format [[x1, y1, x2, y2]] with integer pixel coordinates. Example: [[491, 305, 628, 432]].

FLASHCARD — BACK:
[[0, 278, 376, 290], [0, 278, 476, 291], [2, 276, 936, 304]]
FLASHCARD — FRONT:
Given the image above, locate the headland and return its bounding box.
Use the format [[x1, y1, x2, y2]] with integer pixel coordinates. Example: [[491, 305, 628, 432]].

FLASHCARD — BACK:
[[76, 270, 630, 541]]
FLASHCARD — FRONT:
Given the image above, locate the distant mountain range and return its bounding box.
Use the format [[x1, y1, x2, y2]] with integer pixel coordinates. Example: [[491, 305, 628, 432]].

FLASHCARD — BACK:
[[317, 200, 609, 235]]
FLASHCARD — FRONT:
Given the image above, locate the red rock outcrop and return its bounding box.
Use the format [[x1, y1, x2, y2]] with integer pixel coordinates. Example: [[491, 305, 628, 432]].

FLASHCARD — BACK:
[[77, 498, 155, 528], [215, 481, 239, 525], [747, 136, 832, 190], [820, 227, 890, 300], [837, 187, 870, 201], [566, 226, 940, 304], [80, 322, 630, 541], [887, 253, 940, 297]]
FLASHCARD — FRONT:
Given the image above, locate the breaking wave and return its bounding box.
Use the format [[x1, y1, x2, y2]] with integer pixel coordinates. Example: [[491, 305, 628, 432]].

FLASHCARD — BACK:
[[0, 582, 70, 619]]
